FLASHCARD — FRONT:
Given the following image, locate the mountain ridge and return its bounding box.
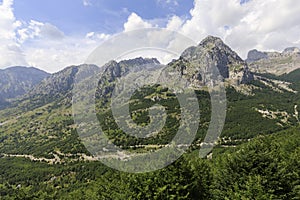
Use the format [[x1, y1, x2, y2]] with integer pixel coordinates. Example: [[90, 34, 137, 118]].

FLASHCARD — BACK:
[[0, 66, 49, 107], [246, 47, 300, 75]]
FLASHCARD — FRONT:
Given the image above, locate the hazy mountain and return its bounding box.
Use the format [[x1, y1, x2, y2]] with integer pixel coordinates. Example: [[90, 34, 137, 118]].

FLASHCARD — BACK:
[[246, 47, 300, 75], [246, 49, 269, 63], [0, 66, 49, 101]]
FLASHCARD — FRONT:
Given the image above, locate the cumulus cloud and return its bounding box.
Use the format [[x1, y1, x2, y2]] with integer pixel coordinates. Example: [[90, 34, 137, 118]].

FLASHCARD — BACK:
[[0, 0, 27, 67], [166, 15, 184, 31], [119, 0, 300, 61], [179, 0, 300, 58], [121, 0, 300, 60], [1, 0, 300, 72], [0, 0, 109, 72], [124, 13, 153, 32], [14, 18, 98, 72], [85, 32, 110, 41], [21, 32, 111, 73], [24, 38, 97, 73], [17, 20, 64, 43]]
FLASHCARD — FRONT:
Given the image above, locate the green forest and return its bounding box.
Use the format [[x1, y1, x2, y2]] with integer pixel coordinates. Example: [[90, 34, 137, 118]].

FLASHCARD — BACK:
[[0, 126, 299, 199], [1, 63, 300, 199]]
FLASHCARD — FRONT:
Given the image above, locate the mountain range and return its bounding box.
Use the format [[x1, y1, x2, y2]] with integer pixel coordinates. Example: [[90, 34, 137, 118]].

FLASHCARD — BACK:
[[1, 35, 299, 158], [2, 36, 299, 106], [246, 46, 300, 75], [0, 36, 300, 199]]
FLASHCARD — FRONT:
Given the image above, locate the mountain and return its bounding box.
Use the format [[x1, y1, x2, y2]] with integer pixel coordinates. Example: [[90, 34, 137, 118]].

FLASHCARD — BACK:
[[246, 47, 300, 75], [17, 37, 253, 108], [1, 36, 295, 158], [168, 36, 254, 86], [1, 37, 300, 199], [246, 49, 269, 62], [96, 57, 160, 101], [0, 66, 49, 102]]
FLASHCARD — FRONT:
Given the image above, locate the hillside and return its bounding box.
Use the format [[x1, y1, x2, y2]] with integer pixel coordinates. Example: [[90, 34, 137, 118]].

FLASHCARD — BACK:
[[0, 36, 300, 198], [0, 66, 49, 108]]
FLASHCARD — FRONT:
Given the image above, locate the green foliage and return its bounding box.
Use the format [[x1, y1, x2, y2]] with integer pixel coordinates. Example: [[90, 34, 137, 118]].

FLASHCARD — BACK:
[[212, 127, 300, 199], [1, 66, 300, 199]]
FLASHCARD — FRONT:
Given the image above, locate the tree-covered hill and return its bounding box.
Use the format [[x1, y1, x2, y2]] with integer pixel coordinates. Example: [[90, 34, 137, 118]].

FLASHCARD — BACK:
[[0, 36, 300, 199]]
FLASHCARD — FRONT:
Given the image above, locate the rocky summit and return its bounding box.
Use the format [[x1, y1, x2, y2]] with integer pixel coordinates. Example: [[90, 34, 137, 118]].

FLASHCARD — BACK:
[[247, 47, 300, 75], [168, 36, 254, 86], [0, 66, 49, 106]]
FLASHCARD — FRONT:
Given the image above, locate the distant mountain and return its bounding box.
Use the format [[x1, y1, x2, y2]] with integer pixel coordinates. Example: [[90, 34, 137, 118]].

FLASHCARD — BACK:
[[12, 64, 98, 111], [246, 49, 269, 63], [246, 47, 300, 75], [28, 58, 159, 99], [0, 66, 49, 102]]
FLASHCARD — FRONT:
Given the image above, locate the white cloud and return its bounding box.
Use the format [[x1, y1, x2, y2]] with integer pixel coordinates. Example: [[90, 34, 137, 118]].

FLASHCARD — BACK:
[[21, 33, 111, 73], [1, 0, 300, 72], [0, 0, 110, 72], [17, 20, 64, 43], [82, 0, 92, 7], [24, 39, 95, 73], [178, 0, 300, 58], [124, 13, 153, 32], [120, 0, 300, 61], [0, 0, 27, 67], [166, 15, 184, 31], [85, 32, 110, 41]]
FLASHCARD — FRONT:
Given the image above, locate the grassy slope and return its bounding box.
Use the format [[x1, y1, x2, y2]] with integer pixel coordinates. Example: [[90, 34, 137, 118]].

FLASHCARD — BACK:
[[0, 69, 300, 198]]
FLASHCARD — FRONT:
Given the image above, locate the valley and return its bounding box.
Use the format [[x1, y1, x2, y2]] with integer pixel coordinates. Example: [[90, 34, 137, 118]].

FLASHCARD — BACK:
[[0, 36, 300, 199]]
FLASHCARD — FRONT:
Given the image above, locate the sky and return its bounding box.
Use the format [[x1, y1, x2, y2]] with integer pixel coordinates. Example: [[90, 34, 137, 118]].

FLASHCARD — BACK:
[[1, 0, 300, 73]]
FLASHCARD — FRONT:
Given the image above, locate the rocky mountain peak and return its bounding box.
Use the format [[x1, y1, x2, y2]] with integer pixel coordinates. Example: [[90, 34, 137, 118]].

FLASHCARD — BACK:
[[247, 47, 300, 75], [119, 57, 160, 67], [28, 64, 99, 98], [198, 36, 226, 49], [283, 47, 300, 55], [246, 49, 269, 62], [247, 47, 300, 63], [179, 36, 253, 85], [96, 57, 161, 99], [0, 66, 49, 101]]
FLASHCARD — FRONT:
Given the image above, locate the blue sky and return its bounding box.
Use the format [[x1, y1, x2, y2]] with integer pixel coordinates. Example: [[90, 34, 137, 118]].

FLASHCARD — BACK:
[[0, 0, 300, 72], [13, 0, 194, 35]]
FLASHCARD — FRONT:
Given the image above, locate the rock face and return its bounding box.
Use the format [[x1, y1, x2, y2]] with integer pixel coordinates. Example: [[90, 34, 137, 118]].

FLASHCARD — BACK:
[[246, 47, 300, 75], [10, 36, 260, 109], [101, 57, 160, 83], [0, 66, 49, 100], [283, 47, 300, 55], [18, 58, 160, 108], [96, 57, 160, 99], [29, 65, 79, 98], [168, 36, 254, 86], [28, 64, 100, 98], [246, 49, 269, 62]]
